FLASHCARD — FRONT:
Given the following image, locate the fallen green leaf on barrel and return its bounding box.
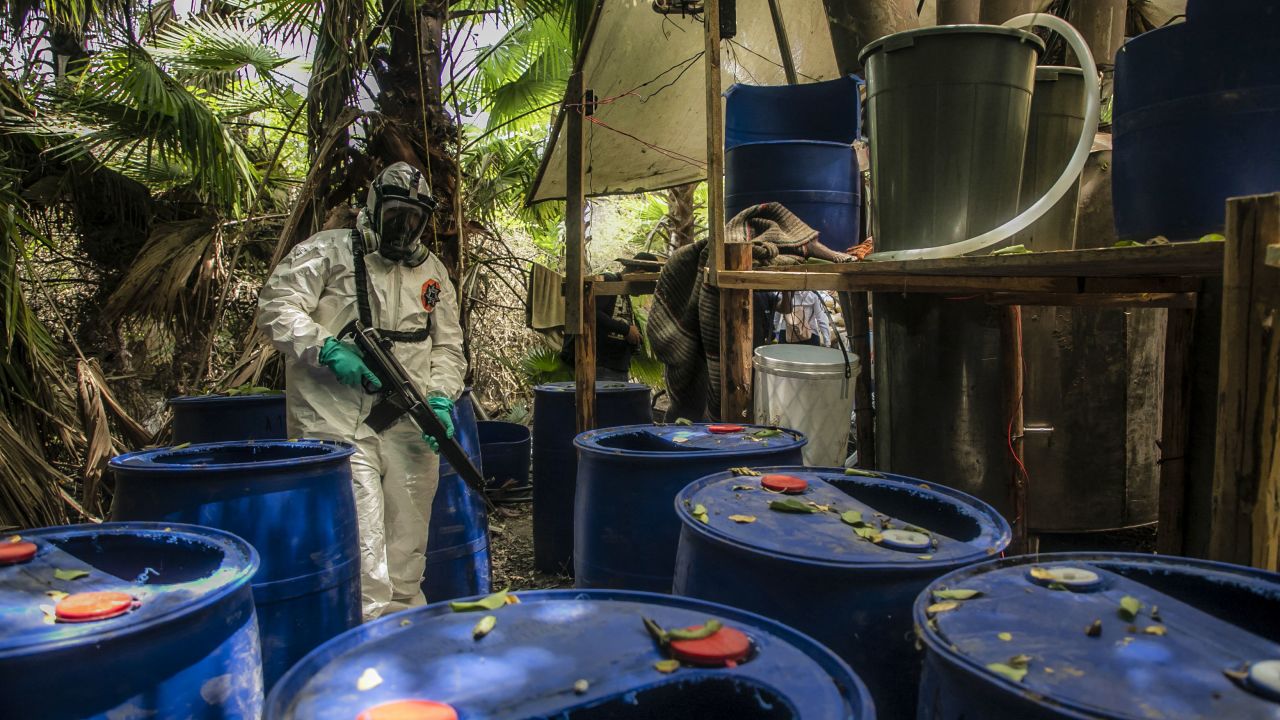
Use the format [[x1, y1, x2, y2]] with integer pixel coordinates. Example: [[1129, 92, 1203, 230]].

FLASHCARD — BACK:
[[667, 619, 722, 640], [1118, 595, 1142, 621], [727, 514, 756, 523], [987, 661, 1029, 682], [450, 588, 511, 612], [53, 569, 89, 581], [843, 468, 885, 478], [932, 589, 982, 601], [770, 498, 818, 514], [472, 614, 497, 639], [653, 659, 680, 674]]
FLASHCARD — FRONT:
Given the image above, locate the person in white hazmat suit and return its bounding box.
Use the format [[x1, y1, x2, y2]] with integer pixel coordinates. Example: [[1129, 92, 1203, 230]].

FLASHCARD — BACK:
[[257, 162, 466, 621]]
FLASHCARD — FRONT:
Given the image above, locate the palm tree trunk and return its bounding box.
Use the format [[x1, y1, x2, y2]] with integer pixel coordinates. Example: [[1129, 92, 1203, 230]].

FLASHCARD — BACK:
[[666, 183, 698, 253]]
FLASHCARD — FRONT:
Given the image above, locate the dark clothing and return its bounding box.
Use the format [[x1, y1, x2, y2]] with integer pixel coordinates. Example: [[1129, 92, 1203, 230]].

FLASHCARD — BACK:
[[561, 275, 637, 374]]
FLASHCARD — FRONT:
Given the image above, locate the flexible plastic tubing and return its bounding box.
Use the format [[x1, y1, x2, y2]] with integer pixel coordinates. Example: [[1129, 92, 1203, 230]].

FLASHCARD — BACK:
[[866, 14, 1101, 262]]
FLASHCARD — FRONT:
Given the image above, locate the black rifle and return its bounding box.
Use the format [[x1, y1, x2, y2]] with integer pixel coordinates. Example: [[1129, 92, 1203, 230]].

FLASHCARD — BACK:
[[340, 320, 489, 501]]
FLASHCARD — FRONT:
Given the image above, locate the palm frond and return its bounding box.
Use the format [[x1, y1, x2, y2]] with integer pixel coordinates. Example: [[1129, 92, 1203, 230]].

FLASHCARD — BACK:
[[150, 14, 293, 79], [103, 218, 222, 327]]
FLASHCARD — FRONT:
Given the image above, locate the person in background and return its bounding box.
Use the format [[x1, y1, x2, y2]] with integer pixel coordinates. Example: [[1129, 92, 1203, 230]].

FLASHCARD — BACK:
[[257, 162, 465, 621], [773, 290, 834, 346], [561, 272, 642, 382]]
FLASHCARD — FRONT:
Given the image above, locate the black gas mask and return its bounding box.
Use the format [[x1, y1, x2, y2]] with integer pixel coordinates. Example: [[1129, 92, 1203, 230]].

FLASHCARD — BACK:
[[369, 164, 437, 265]]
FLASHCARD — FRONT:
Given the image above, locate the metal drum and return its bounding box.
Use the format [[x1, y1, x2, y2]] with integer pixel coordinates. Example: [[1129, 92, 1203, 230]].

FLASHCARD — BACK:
[[109, 440, 360, 691], [725, 75, 862, 149], [0, 522, 262, 719], [915, 553, 1280, 719], [266, 589, 876, 719], [574, 424, 806, 592], [754, 345, 859, 467], [478, 420, 531, 490], [673, 466, 1010, 719], [1114, 8, 1280, 240], [423, 388, 490, 602], [726, 140, 860, 253], [532, 381, 652, 574], [862, 25, 1042, 524], [169, 393, 287, 444]]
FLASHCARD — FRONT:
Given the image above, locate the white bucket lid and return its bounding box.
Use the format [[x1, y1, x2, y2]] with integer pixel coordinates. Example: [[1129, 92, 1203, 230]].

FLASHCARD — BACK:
[[753, 344, 859, 376]]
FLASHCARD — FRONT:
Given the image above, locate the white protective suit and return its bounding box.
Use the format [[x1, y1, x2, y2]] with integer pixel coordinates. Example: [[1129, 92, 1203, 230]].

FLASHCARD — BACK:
[[257, 164, 466, 620]]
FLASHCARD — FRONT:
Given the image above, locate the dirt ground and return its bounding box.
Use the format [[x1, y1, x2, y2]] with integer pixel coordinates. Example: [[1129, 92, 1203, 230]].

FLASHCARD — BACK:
[[488, 501, 574, 591]]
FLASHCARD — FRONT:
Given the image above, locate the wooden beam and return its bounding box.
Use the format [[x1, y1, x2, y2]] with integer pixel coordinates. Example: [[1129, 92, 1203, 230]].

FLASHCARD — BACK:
[[563, 70, 587, 335], [576, 281, 597, 433], [1000, 305, 1028, 555], [719, 242, 753, 422], [592, 273, 660, 297], [704, 0, 726, 284], [985, 292, 1197, 309], [839, 292, 875, 467], [765, 0, 798, 85], [1210, 193, 1280, 570], [1156, 305, 1196, 556]]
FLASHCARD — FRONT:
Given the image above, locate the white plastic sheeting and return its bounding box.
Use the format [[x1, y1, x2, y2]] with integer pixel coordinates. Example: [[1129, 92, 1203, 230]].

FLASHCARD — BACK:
[[528, 0, 841, 203], [528, 0, 1187, 204]]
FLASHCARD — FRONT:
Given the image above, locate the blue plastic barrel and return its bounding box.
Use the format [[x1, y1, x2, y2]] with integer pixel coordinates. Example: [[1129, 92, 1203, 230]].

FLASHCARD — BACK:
[[266, 589, 876, 719], [673, 466, 1010, 719], [478, 420, 531, 490], [532, 381, 652, 574], [0, 522, 262, 719], [1113, 14, 1280, 240], [915, 553, 1280, 719], [575, 424, 807, 592], [1187, 0, 1280, 23], [109, 440, 360, 691], [169, 393, 287, 444], [422, 388, 490, 602], [726, 140, 860, 253], [725, 75, 862, 150]]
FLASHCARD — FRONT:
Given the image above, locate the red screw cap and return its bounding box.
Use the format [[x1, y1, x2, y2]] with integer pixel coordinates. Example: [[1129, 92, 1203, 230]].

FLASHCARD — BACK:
[[357, 700, 459, 720], [707, 424, 744, 434], [55, 591, 136, 623], [669, 625, 752, 667], [0, 540, 37, 565], [761, 474, 808, 494]]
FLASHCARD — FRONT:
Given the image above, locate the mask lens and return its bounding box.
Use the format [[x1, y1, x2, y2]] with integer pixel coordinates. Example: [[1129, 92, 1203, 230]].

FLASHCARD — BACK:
[[379, 202, 428, 253]]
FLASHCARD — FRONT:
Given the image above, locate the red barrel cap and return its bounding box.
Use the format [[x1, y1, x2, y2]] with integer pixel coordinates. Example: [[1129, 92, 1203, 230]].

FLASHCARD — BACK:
[[0, 540, 37, 565], [669, 626, 752, 666], [357, 700, 459, 720], [55, 591, 135, 623], [761, 474, 808, 494], [707, 424, 744, 434]]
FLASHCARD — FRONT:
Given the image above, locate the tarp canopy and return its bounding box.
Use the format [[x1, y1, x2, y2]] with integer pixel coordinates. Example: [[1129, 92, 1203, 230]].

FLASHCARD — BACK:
[[529, 0, 1187, 204]]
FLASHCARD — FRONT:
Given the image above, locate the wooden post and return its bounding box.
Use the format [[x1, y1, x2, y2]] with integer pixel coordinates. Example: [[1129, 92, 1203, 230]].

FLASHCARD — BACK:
[[765, 0, 798, 85], [704, 0, 725, 283], [1210, 194, 1280, 571], [1156, 305, 1196, 556], [937, 0, 981, 24], [1069, 0, 1125, 70], [980, 0, 1033, 24], [576, 281, 598, 433], [720, 242, 753, 422], [1000, 305, 1028, 555], [839, 292, 876, 468], [564, 70, 596, 433]]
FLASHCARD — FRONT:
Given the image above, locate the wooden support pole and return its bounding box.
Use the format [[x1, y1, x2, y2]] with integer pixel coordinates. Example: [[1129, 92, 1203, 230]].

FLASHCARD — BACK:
[[704, 0, 725, 283], [1000, 305, 1028, 555], [937, 0, 981, 25], [1210, 194, 1280, 571], [765, 0, 798, 85], [1069, 0, 1125, 70], [839, 292, 875, 467], [1156, 305, 1196, 556], [564, 69, 596, 433], [720, 242, 753, 422], [980, 0, 1033, 24], [576, 281, 598, 433]]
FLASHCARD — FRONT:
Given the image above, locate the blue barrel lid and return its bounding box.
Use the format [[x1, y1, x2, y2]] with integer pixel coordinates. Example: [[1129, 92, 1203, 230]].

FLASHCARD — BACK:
[[915, 553, 1280, 718], [168, 392, 284, 407], [267, 589, 873, 719], [675, 467, 1009, 569], [535, 380, 650, 394], [575, 424, 807, 457], [109, 439, 354, 473], [0, 522, 258, 656]]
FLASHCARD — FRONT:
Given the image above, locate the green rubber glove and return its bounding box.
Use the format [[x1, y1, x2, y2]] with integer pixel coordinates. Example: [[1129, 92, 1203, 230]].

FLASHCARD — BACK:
[[421, 395, 455, 452], [318, 337, 381, 390]]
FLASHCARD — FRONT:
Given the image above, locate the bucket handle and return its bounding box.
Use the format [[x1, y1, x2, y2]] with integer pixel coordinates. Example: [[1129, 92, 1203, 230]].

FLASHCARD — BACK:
[[866, 14, 1101, 261]]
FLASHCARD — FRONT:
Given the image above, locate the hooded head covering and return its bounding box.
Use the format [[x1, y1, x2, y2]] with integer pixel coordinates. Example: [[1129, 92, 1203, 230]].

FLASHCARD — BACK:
[[358, 161, 437, 265]]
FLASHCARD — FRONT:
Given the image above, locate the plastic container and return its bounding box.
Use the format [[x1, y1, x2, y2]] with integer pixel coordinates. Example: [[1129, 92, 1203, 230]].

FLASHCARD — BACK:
[[0, 522, 262, 719], [109, 440, 360, 691], [477, 420, 531, 490], [724, 75, 862, 149], [574, 424, 806, 592], [915, 553, 1280, 719], [423, 388, 490, 602], [266, 589, 876, 719], [1114, 16, 1280, 240], [169, 393, 287, 444], [532, 381, 652, 574], [1015, 66, 1086, 251], [754, 345, 859, 466], [726, 140, 860, 253], [674, 466, 1010, 719]]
